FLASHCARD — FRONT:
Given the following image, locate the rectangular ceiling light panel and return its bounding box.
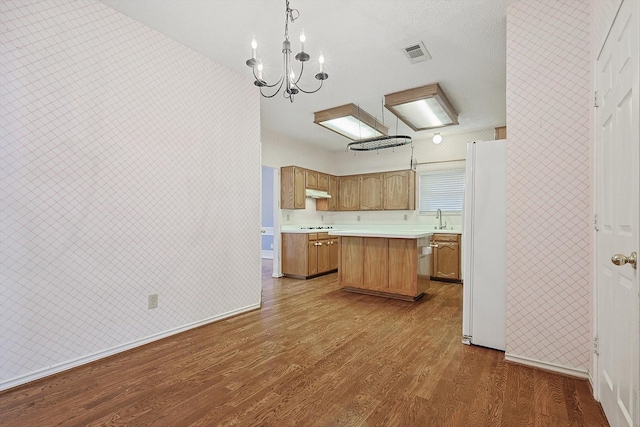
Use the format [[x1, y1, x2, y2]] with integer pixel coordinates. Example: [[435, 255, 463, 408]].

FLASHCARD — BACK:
[[384, 83, 458, 132], [314, 103, 388, 141]]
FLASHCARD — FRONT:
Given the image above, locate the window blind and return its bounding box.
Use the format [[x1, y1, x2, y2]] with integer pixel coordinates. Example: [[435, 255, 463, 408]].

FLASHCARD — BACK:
[[418, 168, 465, 213]]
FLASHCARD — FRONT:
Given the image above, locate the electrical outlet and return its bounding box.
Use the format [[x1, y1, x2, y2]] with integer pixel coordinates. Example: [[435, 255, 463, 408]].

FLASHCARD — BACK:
[[357, 215, 361, 221], [270, 243, 273, 249], [286, 214, 290, 221], [321, 215, 324, 221], [404, 214, 408, 221], [148, 294, 158, 309]]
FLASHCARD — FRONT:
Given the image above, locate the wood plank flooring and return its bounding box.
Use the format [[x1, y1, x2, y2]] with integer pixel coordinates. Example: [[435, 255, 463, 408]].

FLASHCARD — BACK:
[[0, 259, 609, 426]]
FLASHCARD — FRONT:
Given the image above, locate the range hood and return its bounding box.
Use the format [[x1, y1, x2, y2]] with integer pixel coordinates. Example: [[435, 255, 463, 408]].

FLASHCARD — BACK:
[[305, 189, 331, 199]]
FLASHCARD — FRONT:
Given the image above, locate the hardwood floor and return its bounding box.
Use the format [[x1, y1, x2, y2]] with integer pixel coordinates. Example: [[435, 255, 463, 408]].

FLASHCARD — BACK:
[[0, 259, 608, 426]]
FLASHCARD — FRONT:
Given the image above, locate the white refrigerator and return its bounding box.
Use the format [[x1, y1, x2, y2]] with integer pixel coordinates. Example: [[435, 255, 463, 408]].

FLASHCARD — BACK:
[[462, 139, 507, 351]]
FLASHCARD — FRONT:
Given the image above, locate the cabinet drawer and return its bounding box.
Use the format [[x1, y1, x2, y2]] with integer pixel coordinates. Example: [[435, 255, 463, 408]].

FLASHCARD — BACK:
[[432, 234, 460, 242]]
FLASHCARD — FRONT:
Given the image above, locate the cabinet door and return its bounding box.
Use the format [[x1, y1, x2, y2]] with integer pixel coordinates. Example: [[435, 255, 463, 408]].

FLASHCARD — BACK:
[[433, 241, 460, 280], [363, 237, 388, 289], [317, 173, 329, 192], [282, 233, 308, 276], [360, 173, 384, 210], [340, 236, 363, 286], [281, 167, 306, 210], [339, 176, 360, 211], [306, 170, 318, 189], [383, 170, 415, 210], [328, 175, 338, 210], [308, 241, 318, 276], [388, 238, 417, 296], [329, 239, 339, 270], [317, 239, 331, 273], [294, 168, 306, 209]]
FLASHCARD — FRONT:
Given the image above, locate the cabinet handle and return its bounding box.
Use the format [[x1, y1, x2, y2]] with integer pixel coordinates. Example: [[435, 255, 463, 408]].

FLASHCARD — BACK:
[[430, 244, 439, 248], [315, 242, 322, 246]]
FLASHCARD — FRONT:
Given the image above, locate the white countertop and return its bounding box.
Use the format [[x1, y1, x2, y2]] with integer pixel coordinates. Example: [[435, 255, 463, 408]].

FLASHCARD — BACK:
[[281, 228, 336, 234], [281, 226, 462, 237], [328, 229, 434, 239]]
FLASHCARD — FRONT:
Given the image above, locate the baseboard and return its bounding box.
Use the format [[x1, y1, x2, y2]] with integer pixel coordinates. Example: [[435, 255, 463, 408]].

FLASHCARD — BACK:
[[261, 250, 273, 259], [0, 303, 261, 393], [505, 353, 589, 379]]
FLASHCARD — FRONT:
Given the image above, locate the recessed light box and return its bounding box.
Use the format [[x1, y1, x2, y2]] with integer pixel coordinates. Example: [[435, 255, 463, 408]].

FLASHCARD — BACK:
[[314, 103, 388, 141], [384, 83, 458, 132]]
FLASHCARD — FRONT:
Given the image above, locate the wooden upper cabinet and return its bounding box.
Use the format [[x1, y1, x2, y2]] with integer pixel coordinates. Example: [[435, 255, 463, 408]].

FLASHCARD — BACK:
[[316, 174, 339, 211], [281, 166, 306, 209], [305, 170, 318, 189], [339, 175, 360, 211], [317, 173, 329, 192], [360, 173, 384, 210], [328, 175, 338, 210], [383, 170, 415, 210]]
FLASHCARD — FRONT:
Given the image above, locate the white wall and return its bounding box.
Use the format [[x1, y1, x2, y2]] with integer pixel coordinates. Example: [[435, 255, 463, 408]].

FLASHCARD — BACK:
[[0, 0, 261, 390]]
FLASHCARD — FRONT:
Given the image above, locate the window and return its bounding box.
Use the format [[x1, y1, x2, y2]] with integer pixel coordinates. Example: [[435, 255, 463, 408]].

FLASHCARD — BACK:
[[418, 168, 465, 213]]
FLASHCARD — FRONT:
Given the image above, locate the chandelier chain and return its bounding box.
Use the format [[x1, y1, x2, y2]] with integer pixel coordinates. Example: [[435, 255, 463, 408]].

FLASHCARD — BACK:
[[284, 0, 299, 41]]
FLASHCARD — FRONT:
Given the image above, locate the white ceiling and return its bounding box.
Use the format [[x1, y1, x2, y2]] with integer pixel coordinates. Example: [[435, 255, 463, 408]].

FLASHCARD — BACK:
[[98, 0, 513, 152]]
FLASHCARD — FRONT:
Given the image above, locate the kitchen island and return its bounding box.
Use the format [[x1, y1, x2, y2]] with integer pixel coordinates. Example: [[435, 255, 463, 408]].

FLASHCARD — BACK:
[[329, 230, 432, 301]]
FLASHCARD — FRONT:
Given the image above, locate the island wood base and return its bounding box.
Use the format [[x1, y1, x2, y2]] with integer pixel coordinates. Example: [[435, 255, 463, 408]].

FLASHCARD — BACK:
[[338, 235, 431, 300]]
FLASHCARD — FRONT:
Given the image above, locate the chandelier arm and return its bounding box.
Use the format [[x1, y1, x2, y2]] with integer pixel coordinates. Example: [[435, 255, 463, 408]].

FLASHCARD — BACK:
[[295, 79, 323, 94], [260, 78, 286, 98], [293, 61, 304, 85], [252, 67, 285, 89]]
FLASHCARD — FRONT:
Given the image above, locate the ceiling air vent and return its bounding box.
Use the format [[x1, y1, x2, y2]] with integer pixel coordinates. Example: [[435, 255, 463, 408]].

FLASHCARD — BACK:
[[403, 41, 431, 64]]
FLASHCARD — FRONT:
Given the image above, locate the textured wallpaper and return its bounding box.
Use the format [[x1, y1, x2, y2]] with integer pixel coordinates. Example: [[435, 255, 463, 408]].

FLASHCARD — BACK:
[[0, 0, 261, 388], [505, 0, 592, 371]]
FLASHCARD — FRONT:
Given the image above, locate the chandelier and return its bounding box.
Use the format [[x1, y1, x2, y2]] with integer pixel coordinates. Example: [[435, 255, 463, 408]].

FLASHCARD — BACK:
[[246, 0, 328, 103]]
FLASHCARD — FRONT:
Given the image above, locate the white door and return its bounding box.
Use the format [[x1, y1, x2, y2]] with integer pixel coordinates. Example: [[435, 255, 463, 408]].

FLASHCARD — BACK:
[[595, 1, 640, 426]]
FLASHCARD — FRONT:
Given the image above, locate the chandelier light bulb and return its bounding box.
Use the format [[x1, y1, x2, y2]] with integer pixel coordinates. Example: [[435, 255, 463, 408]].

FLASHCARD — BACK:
[[319, 53, 325, 72], [257, 63, 263, 79], [432, 133, 443, 144], [251, 37, 257, 60], [300, 30, 306, 52]]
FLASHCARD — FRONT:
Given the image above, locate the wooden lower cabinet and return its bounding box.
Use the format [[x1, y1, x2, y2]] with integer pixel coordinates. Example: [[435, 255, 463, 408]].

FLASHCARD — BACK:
[[282, 233, 338, 279], [339, 236, 364, 286], [430, 233, 461, 282], [339, 236, 430, 301]]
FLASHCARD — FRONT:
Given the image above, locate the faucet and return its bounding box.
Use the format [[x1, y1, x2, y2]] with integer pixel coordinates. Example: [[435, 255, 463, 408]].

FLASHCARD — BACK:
[[436, 209, 447, 229]]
